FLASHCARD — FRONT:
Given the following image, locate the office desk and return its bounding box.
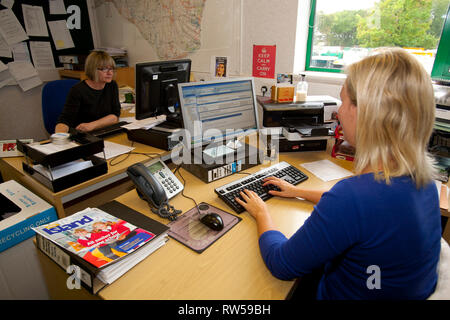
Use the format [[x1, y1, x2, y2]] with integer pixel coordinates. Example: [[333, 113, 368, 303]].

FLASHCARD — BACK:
[[0, 133, 166, 218], [37, 149, 354, 300]]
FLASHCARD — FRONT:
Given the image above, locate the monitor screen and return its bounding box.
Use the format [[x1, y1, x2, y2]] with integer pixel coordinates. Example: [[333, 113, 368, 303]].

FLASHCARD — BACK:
[[178, 78, 259, 148], [135, 59, 191, 121]]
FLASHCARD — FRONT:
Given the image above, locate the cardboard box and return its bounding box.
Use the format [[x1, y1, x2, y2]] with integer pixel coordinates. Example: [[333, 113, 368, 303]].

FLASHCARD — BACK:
[[0, 139, 33, 157], [0, 180, 57, 252], [271, 85, 295, 103]]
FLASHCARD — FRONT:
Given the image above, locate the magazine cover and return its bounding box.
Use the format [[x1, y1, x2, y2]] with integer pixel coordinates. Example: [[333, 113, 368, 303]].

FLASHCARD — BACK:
[[33, 207, 155, 268]]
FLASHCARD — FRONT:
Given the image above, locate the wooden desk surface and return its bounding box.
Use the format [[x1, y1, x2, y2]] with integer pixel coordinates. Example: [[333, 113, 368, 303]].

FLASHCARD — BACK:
[[0, 132, 165, 217], [94, 150, 354, 300]]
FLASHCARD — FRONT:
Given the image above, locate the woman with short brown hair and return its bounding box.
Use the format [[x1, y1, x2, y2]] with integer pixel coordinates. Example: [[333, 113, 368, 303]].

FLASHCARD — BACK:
[[55, 50, 120, 133]]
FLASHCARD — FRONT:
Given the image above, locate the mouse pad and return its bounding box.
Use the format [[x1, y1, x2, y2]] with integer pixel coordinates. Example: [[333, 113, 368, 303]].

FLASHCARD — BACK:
[[167, 202, 241, 254]]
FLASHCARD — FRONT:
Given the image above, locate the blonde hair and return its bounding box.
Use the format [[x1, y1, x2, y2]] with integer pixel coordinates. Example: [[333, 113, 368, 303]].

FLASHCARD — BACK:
[[344, 47, 437, 187], [84, 50, 116, 82]]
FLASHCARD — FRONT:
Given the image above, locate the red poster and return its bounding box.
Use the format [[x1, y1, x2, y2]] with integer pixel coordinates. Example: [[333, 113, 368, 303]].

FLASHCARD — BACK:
[[252, 45, 276, 79]]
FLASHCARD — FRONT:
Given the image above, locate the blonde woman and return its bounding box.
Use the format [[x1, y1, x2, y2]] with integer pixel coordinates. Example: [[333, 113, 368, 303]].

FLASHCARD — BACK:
[[236, 48, 440, 299], [55, 51, 120, 133]]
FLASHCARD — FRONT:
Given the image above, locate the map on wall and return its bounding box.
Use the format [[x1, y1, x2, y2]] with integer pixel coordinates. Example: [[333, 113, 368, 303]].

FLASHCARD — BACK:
[[94, 0, 206, 59]]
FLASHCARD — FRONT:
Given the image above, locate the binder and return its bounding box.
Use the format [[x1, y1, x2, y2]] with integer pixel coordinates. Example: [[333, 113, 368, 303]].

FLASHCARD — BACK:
[[35, 201, 169, 294]]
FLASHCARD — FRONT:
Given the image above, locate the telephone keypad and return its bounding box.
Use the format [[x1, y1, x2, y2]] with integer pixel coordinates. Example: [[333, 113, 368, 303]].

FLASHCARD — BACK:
[[158, 175, 181, 195]]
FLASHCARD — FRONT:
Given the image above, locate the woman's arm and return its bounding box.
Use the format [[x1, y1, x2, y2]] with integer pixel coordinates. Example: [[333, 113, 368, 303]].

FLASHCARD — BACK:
[[235, 189, 276, 236], [237, 180, 358, 281], [75, 114, 118, 132]]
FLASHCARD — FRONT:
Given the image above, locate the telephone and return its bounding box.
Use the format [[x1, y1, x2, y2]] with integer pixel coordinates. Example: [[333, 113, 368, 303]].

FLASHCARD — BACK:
[[126, 160, 183, 220]]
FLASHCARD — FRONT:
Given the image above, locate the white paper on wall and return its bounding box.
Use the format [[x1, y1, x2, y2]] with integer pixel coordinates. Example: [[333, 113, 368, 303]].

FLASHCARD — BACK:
[[7, 61, 42, 92], [0, 9, 28, 46], [0, 0, 14, 9], [22, 4, 49, 37], [30, 41, 55, 69], [0, 32, 11, 57], [47, 20, 74, 50], [49, 0, 66, 15], [11, 41, 31, 62]]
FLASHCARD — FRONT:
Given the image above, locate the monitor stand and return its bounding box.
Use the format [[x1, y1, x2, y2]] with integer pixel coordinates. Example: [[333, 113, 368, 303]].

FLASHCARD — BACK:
[[152, 113, 183, 132], [126, 114, 183, 151]]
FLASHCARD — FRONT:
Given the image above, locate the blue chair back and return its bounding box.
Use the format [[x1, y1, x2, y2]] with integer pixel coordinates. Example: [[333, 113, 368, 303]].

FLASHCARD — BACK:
[[41, 79, 79, 134]]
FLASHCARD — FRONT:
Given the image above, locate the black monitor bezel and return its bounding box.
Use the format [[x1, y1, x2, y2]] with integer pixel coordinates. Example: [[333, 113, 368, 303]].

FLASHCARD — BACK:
[[135, 59, 191, 120]]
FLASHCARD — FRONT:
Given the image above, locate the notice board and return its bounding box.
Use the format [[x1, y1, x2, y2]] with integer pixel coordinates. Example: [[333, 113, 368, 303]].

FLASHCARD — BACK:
[[0, 0, 95, 68]]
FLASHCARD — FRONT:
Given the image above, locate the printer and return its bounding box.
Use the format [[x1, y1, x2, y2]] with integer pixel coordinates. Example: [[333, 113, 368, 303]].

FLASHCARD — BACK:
[[257, 95, 340, 153], [430, 83, 450, 181]]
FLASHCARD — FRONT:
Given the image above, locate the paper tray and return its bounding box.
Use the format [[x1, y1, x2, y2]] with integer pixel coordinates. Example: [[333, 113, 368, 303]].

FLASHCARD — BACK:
[[16, 130, 105, 168], [22, 155, 108, 192]]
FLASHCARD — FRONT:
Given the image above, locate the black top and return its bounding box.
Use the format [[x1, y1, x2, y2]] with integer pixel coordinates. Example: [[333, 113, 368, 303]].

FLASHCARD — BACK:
[[57, 80, 121, 128]]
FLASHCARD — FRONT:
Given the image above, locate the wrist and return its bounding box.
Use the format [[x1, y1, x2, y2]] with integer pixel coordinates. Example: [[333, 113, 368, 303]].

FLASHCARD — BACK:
[[294, 187, 304, 198], [255, 208, 275, 233]]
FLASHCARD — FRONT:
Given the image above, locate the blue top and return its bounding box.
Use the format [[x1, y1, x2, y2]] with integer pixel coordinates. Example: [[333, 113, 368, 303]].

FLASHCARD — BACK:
[[259, 173, 441, 300]]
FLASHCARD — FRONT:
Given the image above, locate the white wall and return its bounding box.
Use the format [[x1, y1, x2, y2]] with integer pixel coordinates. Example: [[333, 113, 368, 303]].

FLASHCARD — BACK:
[[0, 84, 48, 141], [94, 0, 342, 99], [241, 0, 299, 94], [0, 0, 343, 140]]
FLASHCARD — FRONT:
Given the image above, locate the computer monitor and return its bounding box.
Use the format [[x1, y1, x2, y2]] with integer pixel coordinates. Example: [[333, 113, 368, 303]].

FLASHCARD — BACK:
[[178, 77, 260, 151], [135, 59, 191, 122]]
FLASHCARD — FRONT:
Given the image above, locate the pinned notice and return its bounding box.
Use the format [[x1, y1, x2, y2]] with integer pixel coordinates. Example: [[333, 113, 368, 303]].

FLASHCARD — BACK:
[[7, 61, 42, 91], [0, 8, 28, 46], [252, 45, 276, 79], [48, 20, 74, 50]]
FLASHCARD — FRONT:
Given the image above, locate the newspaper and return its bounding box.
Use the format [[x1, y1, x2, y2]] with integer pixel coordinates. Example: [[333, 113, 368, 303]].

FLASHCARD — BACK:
[[33, 207, 155, 269]]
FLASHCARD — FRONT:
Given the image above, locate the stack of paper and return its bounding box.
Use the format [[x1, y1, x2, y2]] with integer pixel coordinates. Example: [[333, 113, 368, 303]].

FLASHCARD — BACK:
[[94, 141, 135, 160], [300, 159, 353, 182], [123, 115, 167, 130], [94, 47, 127, 57]]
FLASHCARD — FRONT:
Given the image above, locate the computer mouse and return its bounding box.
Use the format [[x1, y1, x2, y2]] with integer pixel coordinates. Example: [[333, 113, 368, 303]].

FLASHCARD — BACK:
[[200, 213, 224, 231]]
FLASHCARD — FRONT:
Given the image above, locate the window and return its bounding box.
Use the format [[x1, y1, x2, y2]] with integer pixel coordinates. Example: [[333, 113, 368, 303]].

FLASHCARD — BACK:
[[305, 0, 448, 74]]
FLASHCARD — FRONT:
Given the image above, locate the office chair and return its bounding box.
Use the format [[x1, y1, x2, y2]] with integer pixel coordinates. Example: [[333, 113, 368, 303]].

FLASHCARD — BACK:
[[41, 79, 79, 135], [428, 238, 450, 299]]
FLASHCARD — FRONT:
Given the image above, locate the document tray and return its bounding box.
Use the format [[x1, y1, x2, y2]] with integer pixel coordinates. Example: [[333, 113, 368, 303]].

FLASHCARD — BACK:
[[21, 155, 107, 192], [17, 130, 108, 192], [16, 130, 105, 168]]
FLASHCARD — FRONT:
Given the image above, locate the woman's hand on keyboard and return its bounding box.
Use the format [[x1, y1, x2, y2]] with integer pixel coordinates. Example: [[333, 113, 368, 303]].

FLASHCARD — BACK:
[[262, 177, 300, 198], [235, 189, 269, 219]]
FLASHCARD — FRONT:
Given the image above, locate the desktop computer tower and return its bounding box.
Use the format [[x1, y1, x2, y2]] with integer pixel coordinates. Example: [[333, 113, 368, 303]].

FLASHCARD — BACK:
[[181, 144, 261, 183]]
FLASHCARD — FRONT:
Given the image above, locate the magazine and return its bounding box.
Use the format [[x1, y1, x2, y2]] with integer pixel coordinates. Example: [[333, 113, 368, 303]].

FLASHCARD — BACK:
[[33, 207, 155, 268]]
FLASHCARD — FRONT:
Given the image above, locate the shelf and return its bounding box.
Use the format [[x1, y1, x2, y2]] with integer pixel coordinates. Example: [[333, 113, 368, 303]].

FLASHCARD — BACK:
[[58, 67, 135, 88]]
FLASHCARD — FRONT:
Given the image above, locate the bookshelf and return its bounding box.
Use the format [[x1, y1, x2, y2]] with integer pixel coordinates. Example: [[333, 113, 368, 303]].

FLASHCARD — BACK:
[[58, 67, 135, 88]]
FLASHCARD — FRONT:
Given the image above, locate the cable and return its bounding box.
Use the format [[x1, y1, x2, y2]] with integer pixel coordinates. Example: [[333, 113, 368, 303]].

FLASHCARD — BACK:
[[150, 199, 182, 221], [174, 165, 201, 216], [108, 140, 161, 167]]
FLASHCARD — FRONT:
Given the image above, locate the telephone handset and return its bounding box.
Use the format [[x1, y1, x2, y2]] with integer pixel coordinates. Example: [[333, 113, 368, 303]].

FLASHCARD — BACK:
[[127, 163, 167, 207], [126, 160, 183, 220]]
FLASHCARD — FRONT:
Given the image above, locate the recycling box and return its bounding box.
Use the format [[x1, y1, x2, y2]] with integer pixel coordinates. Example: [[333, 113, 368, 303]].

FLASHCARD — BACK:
[[0, 180, 57, 252]]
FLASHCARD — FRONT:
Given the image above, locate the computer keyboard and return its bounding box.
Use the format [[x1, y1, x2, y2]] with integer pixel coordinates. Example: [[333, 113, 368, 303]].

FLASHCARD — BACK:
[[90, 121, 129, 138], [215, 161, 308, 214]]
